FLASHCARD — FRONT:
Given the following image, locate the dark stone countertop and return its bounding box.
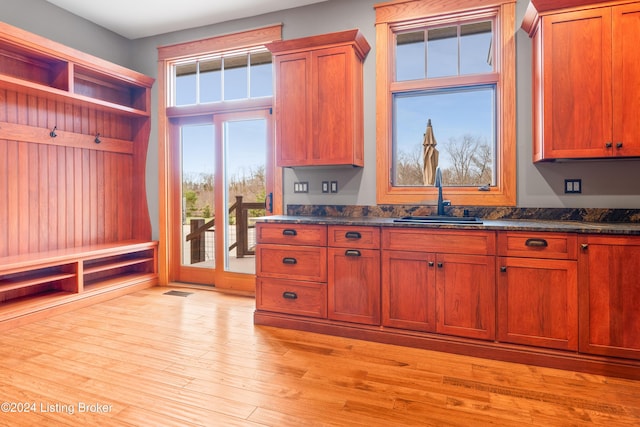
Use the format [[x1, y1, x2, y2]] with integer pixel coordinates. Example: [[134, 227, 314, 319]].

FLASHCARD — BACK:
[[255, 215, 640, 235]]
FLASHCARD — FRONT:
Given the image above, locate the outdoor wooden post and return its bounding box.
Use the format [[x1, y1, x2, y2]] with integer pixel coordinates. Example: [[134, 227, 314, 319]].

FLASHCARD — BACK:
[[190, 219, 205, 264]]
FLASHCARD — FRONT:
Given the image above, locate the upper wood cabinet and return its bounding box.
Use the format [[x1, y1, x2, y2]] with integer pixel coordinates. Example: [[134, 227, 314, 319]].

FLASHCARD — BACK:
[[266, 29, 370, 167], [523, 1, 640, 161]]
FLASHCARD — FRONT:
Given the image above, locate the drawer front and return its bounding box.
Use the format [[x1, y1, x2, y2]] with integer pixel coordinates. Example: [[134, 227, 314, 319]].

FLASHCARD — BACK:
[[382, 228, 495, 255], [256, 223, 327, 246], [497, 232, 577, 259], [328, 226, 380, 249], [256, 244, 327, 282], [256, 278, 327, 318]]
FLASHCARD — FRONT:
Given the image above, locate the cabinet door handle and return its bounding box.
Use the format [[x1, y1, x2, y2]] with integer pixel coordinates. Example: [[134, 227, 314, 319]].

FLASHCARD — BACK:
[[581, 243, 589, 250], [616, 142, 623, 149], [606, 142, 613, 148], [525, 238, 548, 248], [345, 231, 362, 239], [282, 229, 297, 236], [282, 257, 297, 265], [345, 249, 361, 257], [437, 262, 443, 268], [428, 261, 435, 267], [282, 291, 298, 300], [500, 266, 507, 273]]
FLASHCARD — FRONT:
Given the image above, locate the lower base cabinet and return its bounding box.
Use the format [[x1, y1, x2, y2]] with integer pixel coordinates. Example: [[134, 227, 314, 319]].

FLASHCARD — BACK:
[[254, 222, 640, 379], [579, 235, 640, 360], [382, 250, 435, 332], [497, 257, 578, 350], [327, 226, 381, 325]]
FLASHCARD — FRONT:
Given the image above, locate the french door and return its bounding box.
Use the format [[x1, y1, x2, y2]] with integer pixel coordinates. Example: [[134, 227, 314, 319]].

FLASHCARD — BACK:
[[170, 108, 277, 290]]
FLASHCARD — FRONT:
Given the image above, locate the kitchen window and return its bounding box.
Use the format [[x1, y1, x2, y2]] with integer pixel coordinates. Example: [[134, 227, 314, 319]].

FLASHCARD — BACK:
[[375, 0, 516, 206]]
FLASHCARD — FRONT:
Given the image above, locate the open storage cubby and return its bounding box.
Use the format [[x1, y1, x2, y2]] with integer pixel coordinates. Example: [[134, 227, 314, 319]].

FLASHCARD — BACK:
[[0, 242, 158, 330], [83, 249, 156, 291], [0, 42, 69, 90], [73, 64, 148, 112], [0, 263, 78, 304]]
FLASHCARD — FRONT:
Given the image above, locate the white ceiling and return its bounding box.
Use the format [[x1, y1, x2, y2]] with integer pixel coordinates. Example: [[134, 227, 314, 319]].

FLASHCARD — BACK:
[[45, 0, 329, 39]]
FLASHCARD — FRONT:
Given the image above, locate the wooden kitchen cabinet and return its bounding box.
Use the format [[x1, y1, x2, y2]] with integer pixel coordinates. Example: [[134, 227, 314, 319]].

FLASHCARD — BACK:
[[328, 226, 380, 325], [578, 234, 640, 360], [382, 229, 496, 340], [523, 1, 640, 160], [382, 250, 436, 332], [497, 232, 578, 351], [255, 223, 328, 318], [266, 29, 370, 167]]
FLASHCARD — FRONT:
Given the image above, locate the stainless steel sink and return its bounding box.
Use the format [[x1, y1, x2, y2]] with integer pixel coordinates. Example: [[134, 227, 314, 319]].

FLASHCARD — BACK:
[[393, 215, 483, 224]]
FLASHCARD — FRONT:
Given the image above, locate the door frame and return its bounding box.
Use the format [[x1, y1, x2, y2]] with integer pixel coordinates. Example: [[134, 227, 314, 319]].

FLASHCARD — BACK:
[[163, 106, 281, 292]]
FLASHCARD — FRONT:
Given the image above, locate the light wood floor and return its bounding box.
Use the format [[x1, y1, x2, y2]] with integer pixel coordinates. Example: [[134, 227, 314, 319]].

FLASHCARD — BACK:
[[1, 286, 639, 426]]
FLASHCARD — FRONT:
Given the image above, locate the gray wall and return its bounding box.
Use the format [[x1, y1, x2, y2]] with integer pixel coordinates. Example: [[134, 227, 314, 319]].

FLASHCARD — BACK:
[[3, 0, 640, 240]]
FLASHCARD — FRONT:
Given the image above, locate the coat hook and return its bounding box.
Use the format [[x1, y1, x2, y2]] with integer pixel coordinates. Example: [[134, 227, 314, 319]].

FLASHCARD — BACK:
[[94, 133, 101, 144], [49, 126, 57, 138]]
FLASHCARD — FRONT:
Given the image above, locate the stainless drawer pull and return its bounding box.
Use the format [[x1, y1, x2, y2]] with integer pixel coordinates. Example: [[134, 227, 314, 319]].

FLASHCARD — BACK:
[[282, 229, 297, 236], [525, 238, 548, 248], [345, 249, 361, 257], [282, 257, 297, 265], [345, 231, 361, 239], [282, 291, 298, 300]]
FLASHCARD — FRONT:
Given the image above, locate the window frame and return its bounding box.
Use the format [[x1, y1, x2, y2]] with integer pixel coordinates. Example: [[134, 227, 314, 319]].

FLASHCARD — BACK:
[[375, 0, 516, 206]]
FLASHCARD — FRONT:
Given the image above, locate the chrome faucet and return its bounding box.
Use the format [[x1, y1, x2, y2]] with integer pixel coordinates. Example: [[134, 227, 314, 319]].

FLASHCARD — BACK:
[[434, 167, 449, 216]]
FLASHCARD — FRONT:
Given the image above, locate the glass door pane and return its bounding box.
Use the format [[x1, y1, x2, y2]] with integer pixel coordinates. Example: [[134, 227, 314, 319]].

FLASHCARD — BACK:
[[223, 118, 267, 274], [180, 124, 215, 270]]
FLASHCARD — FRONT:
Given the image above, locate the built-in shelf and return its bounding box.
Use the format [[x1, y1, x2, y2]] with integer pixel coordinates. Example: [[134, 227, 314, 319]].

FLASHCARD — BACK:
[[0, 22, 153, 118]]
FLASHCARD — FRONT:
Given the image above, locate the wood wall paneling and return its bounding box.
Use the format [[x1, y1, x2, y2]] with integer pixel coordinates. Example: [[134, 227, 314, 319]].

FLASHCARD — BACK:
[[0, 88, 140, 257]]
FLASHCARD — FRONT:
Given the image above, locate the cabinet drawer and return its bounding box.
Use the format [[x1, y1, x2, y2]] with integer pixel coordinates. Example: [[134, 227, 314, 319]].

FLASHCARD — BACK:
[[256, 223, 327, 246], [256, 278, 327, 318], [497, 232, 577, 259], [328, 226, 380, 249], [256, 245, 327, 282], [382, 228, 495, 255]]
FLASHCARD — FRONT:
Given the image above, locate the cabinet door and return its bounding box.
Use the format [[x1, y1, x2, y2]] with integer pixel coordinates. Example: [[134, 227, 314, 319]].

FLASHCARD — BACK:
[[579, 236, 640, 359], [274, 52, 311, 166], [382, 250, 436, 332], [311, 46, 360, 165], [541, 7, 612, 159], [612, 3, 640, 157], [436, 254, 495, 340], [497, 257, 578, 351], [328, 247, 380, 325]]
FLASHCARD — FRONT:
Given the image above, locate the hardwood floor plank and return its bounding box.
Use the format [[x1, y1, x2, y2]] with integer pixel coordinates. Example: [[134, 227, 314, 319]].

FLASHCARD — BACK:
[[1, 286, 639, 426]]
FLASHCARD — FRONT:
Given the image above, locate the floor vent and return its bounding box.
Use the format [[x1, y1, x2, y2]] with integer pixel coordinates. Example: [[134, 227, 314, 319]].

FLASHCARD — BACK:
[[163, 290, 193, 297]]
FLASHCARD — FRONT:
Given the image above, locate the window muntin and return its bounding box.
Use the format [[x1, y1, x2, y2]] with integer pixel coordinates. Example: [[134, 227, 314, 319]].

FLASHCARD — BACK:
[[396, 21, 493, 81], [173, 49, 272, 106]]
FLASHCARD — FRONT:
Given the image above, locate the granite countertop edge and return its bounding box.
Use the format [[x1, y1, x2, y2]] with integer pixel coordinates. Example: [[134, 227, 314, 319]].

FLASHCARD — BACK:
[[255, 215, 640, 235]]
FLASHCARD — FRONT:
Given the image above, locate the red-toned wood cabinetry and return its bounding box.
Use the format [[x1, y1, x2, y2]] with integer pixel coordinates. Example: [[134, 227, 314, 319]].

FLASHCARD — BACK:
[[523, 1, 640, 160], [382, 229, 496, 340], [267, 29, 370, 167], [255, 221, 640, 379], [497, 232, 578, 350], [0, 22, 157, 329], [255, 223, 328, 319], [578, 234, 640, 360], [328, 226, 380, 325]]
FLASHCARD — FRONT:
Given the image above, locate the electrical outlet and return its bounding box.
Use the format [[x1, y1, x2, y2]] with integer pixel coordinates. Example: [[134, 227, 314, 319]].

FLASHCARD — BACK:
[[322, 181, 329, 193], [564, 179, 582, 194], [330, 181, 338, 193]]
